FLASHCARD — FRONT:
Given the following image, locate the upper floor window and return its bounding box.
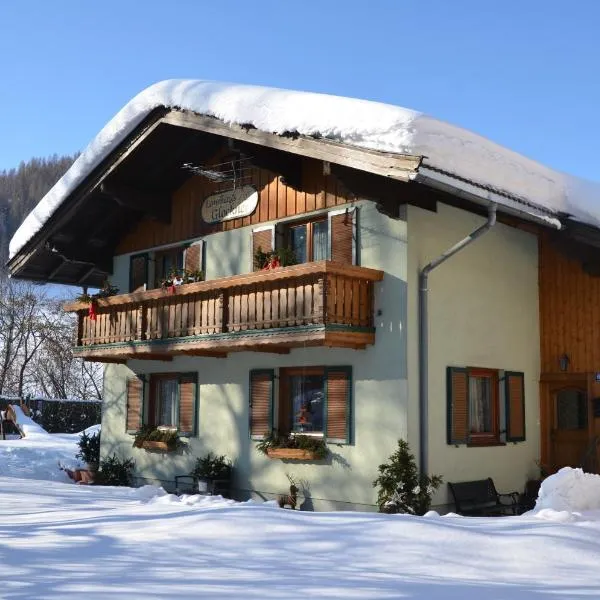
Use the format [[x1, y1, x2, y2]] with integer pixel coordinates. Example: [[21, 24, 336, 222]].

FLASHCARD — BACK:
[[252, 207, 357, 271], [287, 218, 328, 264], [128, 241, 205, 293], [154, 247, 184, 288]]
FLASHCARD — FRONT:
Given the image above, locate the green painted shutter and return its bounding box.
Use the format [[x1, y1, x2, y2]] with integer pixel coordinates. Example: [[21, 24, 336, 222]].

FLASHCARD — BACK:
[[505, 371, 526, 442], [325, 367, 352, 444], [447, 367, 469, 445], [249, 370, 274, 439], [178, 373, 198, 436], [126, 375, 144, 434]]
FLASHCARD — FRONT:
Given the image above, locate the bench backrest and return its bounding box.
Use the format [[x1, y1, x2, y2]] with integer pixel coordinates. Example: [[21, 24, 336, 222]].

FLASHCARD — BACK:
[[448, 478, 497, 510]]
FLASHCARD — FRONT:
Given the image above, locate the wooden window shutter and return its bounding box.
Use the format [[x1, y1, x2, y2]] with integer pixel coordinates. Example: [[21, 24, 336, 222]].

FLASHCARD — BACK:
[[329, 208, 357, 265], [184, 240, 205, 275], [447, 367, 469, 445], [249, 369, 274, 439], [505, 371, 525, 442], [129, 254, 148, 292], [126, 375, 144, 433], [325, 367, 352, 443], [178, 373, 198, 436], [252, 226, 275, 271]]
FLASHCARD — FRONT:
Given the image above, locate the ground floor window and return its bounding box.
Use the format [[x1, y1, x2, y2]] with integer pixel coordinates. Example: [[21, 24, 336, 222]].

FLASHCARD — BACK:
[[152, 375, 179, 428], [249, 366, 352, 443], [447, 366, 525, 446], [126, 372, 198, 436], [285, 368, 326, 434], [467, 368, 498, 442]]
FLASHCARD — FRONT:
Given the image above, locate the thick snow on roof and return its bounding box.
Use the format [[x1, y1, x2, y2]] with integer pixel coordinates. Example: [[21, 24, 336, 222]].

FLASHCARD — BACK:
[[9, 79, 600, 258]]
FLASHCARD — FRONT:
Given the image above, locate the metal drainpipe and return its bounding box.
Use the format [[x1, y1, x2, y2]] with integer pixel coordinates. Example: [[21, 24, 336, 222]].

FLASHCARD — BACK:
[[418, 203, 497, 475]]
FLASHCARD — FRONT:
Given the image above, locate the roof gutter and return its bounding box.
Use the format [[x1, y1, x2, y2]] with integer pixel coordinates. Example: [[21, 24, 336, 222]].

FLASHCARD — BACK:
[[418, 203, 497, 476], [416, 165, 562, 230]]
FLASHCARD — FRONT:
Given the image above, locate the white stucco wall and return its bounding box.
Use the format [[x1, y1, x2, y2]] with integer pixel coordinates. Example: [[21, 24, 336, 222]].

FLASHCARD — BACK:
[[407, 203, 541, 507], [104, 200, 409, 510]]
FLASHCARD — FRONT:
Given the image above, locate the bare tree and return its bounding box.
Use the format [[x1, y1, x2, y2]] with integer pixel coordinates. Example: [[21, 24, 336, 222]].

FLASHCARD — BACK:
[[0, 277, 103, 400]]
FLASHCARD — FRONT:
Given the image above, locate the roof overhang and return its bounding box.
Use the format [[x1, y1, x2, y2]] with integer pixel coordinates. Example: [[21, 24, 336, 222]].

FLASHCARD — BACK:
[[7, 108, 423, 287]]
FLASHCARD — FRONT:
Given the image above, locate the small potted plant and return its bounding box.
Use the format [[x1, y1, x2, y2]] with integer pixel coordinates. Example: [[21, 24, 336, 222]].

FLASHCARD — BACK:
[[159, 269, 204, 293], [190, 452, 233, 496], [76, 281, 119, 321], [256, 431, 328, 461], [133, 425, 182, 452], [73, 429, 101, 484], [254, 247, 297, 270]]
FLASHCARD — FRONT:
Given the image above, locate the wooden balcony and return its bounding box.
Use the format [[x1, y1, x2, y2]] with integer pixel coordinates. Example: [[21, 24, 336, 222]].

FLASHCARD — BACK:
[[63, 261, 384, 362]]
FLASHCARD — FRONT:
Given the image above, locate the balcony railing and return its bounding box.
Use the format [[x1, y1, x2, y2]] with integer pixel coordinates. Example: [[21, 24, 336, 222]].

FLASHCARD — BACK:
[[63, 261, 384, 360]]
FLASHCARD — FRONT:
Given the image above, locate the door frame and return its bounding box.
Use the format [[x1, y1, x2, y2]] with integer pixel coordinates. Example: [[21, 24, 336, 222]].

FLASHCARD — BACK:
[[540, 372, 594, 472]]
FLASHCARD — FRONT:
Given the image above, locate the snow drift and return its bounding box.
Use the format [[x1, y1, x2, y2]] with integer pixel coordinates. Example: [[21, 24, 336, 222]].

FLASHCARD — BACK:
[[9, 79, 600, 259], [534, 467, 600, 513], [0, 408, 96, 482]]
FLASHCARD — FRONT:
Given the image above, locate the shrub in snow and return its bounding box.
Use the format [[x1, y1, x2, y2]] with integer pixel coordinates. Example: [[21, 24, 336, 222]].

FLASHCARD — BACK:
[[95, 454, 135, 487], [191, 452, 232, 480], [373, 439, 442, 515], [76, 430, 100, 468]]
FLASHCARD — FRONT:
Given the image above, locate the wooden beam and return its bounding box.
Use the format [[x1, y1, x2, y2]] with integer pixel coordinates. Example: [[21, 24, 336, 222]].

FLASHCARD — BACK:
[[100, 183, 171, 223], [77, 265, 98, 284], [83, 357, 127, 364], [172, 350, 228, 358], [7, 110, 168, 280], [47, 259, 67, 280], [163, 111, 422, 182], [125, 353, 173, 361], [240, 346, 290, 354]]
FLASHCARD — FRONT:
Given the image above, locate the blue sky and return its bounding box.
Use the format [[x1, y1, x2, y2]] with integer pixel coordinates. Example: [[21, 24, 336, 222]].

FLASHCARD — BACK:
[[1, 0, 599, 181]]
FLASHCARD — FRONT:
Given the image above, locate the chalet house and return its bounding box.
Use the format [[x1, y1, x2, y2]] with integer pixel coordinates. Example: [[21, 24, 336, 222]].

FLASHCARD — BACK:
[[9, 80, 600, 510]]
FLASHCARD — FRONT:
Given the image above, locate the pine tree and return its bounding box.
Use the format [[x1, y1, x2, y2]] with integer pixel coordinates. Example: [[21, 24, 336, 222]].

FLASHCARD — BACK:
[[373, 439, 443, 515], [0, 153, 78, 267]]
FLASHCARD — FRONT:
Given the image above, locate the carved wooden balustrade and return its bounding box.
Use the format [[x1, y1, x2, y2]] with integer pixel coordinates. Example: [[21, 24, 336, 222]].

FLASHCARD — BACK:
[[63, 261, 384, 361]]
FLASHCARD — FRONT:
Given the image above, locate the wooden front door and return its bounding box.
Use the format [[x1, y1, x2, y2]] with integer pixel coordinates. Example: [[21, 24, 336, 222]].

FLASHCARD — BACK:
[[550, 385, 589, 471]]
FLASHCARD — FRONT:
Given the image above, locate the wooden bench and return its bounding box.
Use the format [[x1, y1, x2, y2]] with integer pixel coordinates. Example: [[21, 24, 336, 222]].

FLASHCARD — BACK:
[[448, 478, 520, 516]]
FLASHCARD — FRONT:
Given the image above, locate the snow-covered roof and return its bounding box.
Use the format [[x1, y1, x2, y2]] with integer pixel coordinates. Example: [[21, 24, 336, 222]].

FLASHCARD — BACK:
[[9, 79, 600, 258]]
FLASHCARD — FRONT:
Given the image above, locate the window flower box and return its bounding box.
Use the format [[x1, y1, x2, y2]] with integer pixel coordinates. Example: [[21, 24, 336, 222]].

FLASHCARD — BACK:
[[257, 432, 328, 460], [140, 440, 173, 452], [133, 426, 181, 452], [266, 448, 320, 460]]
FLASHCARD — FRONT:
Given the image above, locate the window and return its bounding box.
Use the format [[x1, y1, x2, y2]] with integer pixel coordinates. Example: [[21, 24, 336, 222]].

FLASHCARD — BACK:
[[467, 369, 499, 443], [447, 367, 525, 446], [128, 241, 205, 292], [283, 368, 326, 434], [287, 218, 329, 264], [126, 372, 198, 436], [251, 207, 358, 271], [154, 247, 184, 287], [249, 366, 352, 443], [153, 376, 179, 427]]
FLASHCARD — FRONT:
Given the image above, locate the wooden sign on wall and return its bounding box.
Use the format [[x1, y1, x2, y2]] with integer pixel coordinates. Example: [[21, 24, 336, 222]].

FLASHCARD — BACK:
[[201, 185, 259, 224]]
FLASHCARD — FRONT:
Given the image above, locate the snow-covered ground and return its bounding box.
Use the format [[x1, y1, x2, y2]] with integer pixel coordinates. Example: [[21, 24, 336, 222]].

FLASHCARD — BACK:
[[3, 410, 600, 598], [0, 405, 97, 481], [0, 477, 600, 599]]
